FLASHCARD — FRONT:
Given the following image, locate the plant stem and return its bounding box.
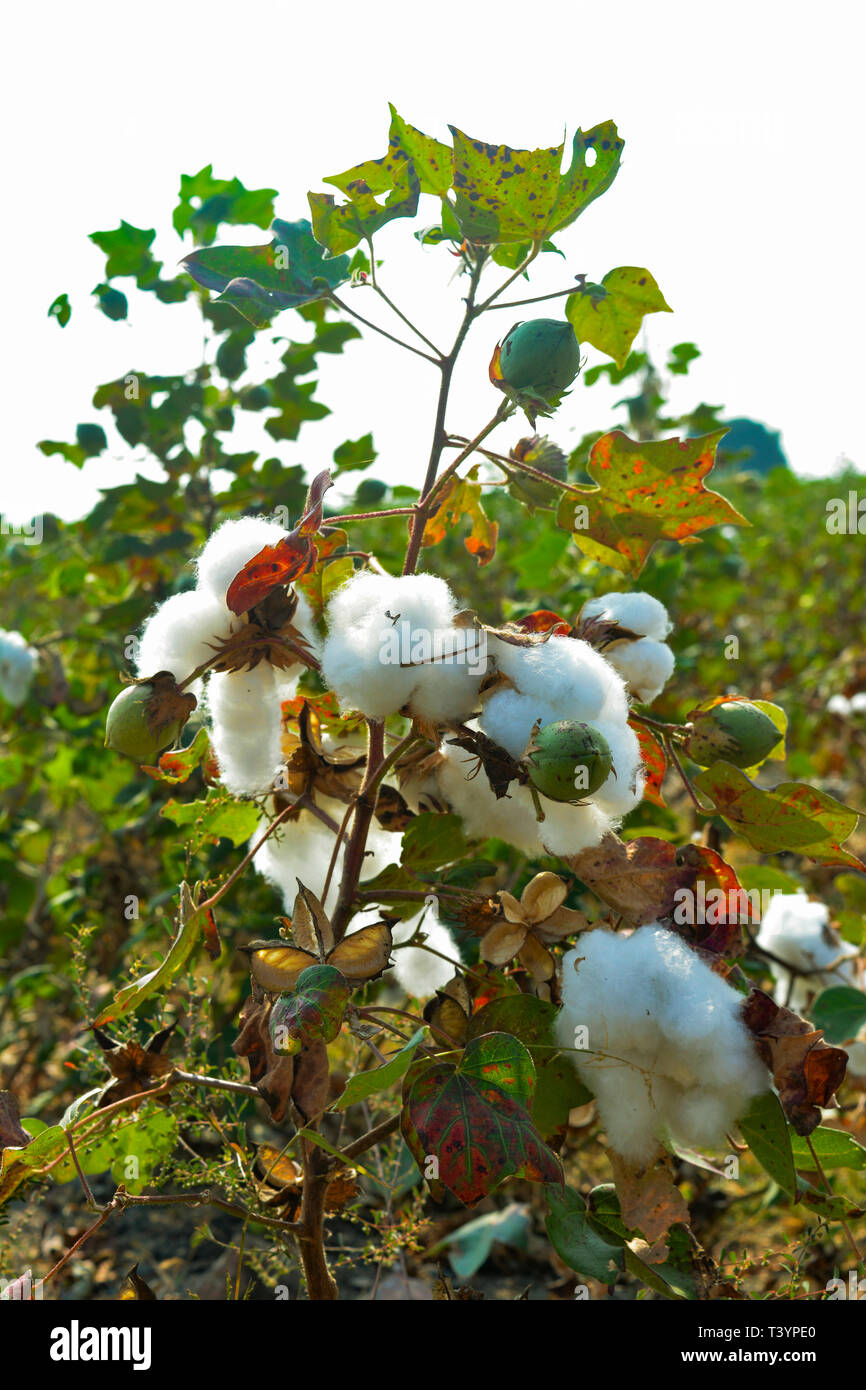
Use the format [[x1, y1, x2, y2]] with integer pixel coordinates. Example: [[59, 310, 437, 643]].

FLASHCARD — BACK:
[[298, 1130, 339, 1300], [65, 1129, 98, 1209], [487, 280, 584, 312], [329, 294, 439, 364], [365, 237, 445, 356], [475, 242, 541, 313], [329, 719, 386, 943]]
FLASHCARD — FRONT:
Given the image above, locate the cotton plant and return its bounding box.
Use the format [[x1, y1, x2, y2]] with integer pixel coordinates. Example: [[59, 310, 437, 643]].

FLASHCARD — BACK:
[[83, 107, 866, 1303]]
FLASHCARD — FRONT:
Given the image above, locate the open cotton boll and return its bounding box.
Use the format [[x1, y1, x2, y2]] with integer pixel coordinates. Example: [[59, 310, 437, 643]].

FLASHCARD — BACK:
[[207, 664, 283, 797], [135, 589, 235, 683], [391, 907, 458, 997], [603, 637, 675, 705], [556, 925, 768, 1163], [827, 694, 852, 717], [321, 570, 484, 721], [253, 804, 400, 915], [586, 717, 643, 817], [195, 516, 290, 608], [756, 893, 859, 1013], [436, 743, 614, 859], [480, 688, 572, 759], [0, 629, 38, 706], [489, 635, 629, 726], [581, 591, 672, 642]]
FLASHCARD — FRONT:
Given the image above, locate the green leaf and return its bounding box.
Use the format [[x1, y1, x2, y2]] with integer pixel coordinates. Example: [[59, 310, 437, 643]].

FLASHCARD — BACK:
[[547, 122, 624, 234], [810, 987, 866, 1044], [332, 433, 377, 476], [93, 283, 128, 321], [737, 1090, 796, 1197], [270, 965, 349, 1055], [790, 1126, 866, 1170], [402, 1032, 562, 1204], [89, 221, 158, 283], [586, 1185, 693, 1299], [144, 727, 212, 785], [180, 218, 351, 325], [173, 166, 277, 243], [336, 1028, 426, 1109], [693, 765, 865, 870], [1, 1123, 67, 1204], [327, 105, 452, 201], [48, 292, 71, 326], [567, 267, 671, 369], [545, 1185, 623, 1283], [556, 430, 749, 576], [532, 1054, 594, 1139], [401, 813, 468, 874], [449, 128, 563, 244], [466, 995, 557, 1048], [309, 157, 420, 256], [160, 793, 262, 849], [433, 1202, 530, 1280]]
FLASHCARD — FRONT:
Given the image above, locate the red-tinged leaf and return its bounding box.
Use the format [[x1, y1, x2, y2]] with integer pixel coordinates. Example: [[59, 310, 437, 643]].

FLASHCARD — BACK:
[[296, 469, 334, 537], [202, 907, 221, 961], [401, 1031, 562, 1206], [610, 1150, 690, 1265], [225, 535, 317, 615], [142, 727, 211, 785], [556, 431, 749, 577], [630, 720, 666, 807], [693, 764, 865, 870], [514, 609, 572, 637], [742, 990, 848, 1135], [269, 965, 349, 1056], [422, 476, 497, 566], [566, 834, 696, 926], [673, 843, 751, 957]]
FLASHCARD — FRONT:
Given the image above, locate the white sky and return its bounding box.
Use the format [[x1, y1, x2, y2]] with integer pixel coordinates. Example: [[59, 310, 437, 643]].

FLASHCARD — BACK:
[[3, 0, 865, 525]]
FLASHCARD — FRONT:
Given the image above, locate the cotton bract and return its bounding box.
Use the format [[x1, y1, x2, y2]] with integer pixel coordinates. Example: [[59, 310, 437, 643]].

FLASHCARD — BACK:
[[321, 572, 486, 722], [0, 629, 37, 706], [755, 893, 859, 1014], [555, 925, 768, 1163]]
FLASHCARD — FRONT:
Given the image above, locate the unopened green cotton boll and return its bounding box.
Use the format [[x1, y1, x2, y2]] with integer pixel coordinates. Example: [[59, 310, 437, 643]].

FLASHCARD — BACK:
[[496, 319, 581, 399], [527, 720, 613, 802], [684, 701, 780, 769], [104, 684, 185, 763]]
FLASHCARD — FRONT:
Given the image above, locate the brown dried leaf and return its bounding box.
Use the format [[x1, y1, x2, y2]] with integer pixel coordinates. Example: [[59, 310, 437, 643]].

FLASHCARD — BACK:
[[292, 1040, 331, 1121], [566, 833, 695, 925], [0, 1091, 32, 1148], [742, 989, 848, 1135], [611, 1149, 690, 1265], [233, 988, 295, 1124]]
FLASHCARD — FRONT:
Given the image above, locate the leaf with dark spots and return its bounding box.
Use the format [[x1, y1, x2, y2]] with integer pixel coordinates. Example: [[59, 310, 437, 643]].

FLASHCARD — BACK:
[[742, 989, 848, 1135], [401, 1031, 562, 1205], [309, 158, 421, 256], [557, 430, 749, 577], [694, 764, 865, 870], [449, 128, 564, 244], [567, 266, 671, 369], [547, 122, 624, 234], [326, 104, 453, 201]]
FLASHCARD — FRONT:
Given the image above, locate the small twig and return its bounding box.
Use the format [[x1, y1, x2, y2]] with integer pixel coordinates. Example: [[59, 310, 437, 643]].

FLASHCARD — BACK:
[[64, 1128, 98, 1209], [805, 1136, 863, 1265], [329, 294, 439, 364]]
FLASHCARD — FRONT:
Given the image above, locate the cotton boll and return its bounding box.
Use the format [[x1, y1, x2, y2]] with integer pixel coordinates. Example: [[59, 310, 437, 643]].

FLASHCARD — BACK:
[[556, 925, 768, 1163], [850, 692, 866, 714], [581, 591, 672, 642], [756, 893, 859, 1013], [207, 664, 283, 797], [321, 571, 483, 721], [827, 694, 852, 717], [604, 637, 676, 705], [391, 907, 458, 997], [253, 802, 399, 915], [536, 798, 615, 858], [480, 688, 570, 759], [135, 589, 235, 684], [490, 635, 629, 726], [196, 516, 290, 607], [0, 629, 37, 706]]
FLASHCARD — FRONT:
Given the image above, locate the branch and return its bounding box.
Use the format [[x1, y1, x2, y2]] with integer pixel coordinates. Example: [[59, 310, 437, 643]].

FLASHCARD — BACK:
[[329, 293, 439, 364]]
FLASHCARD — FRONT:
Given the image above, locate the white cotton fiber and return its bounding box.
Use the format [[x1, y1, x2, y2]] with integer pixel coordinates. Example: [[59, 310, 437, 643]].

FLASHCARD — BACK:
[[0, 629, 37, 706], [253, 804, 400, 915], [756, 893, 859, 1014], [586, 717, 643, 816], [581, 591, 672, 642], [391, 906, 458, 997], [604, 637, 676, 705], [555, 925, 768, 1163], [321, 571, 486, 722], [207, 664, 284, 797], [827, 694, 852, 717], [489, 635, 629, 727], [195, 515, 290, 608], [135, 589, 235, 683]]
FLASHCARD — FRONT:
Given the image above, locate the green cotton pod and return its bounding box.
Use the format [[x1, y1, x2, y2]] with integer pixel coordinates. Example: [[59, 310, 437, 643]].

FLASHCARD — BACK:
[[527, 720, 613, 802], [684, 701, 781, 769], [498, 319, 581, 398], [104, 684, 184, 763]]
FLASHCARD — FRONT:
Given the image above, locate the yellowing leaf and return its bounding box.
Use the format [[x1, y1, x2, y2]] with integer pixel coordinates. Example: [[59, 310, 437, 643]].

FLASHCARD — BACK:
[[567, 268, 671, 369], [422, 475, 498, 566]]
